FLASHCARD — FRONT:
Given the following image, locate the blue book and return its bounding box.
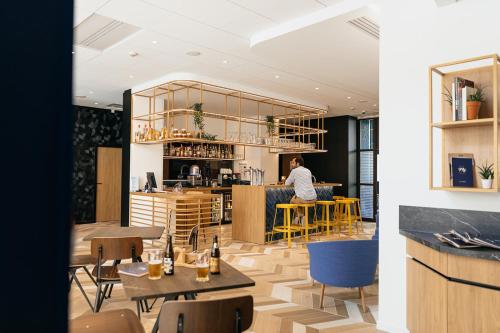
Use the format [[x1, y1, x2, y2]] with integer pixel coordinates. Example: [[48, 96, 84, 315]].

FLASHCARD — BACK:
[[451, 157, 474, 187]]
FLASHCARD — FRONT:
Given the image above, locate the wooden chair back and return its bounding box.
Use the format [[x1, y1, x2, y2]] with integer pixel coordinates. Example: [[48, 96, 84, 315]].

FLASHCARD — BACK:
[[90, 237, 143, 261], [159, 295, 253, 333], [70, 308, 145, 333]]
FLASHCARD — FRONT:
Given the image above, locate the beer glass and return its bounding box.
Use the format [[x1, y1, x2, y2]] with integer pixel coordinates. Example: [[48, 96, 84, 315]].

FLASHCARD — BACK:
[[148, 249, 162, 280], [195, 252, 209, 282]]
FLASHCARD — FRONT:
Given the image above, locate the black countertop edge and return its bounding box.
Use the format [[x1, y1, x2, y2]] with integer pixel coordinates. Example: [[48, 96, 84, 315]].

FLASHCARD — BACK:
[[400, 229, 500, 262]]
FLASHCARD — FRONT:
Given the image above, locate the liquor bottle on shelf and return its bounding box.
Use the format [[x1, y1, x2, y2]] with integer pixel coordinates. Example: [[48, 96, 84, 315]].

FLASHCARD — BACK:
[[209, 235, 220, 274], [135, 124, 141, 142], [164, 234, 174, 275]]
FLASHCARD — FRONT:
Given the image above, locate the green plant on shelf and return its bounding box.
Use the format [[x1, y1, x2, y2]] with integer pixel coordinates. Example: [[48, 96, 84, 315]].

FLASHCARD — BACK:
[[443, 86, 453, 106], [478, 162, 494, 180], [468, 86, 485, 102], [265, 115, 275, 137], [200, 132, 217, 141], [191, 102, 204, 133]]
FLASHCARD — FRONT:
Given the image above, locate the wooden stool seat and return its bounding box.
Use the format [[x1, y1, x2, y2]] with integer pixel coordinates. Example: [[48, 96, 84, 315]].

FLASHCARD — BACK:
[[70, 254, 95, 268], [271, 203, 300, 248], [91, 265, 120, 281], [70, 309, 145, 333], [315, 200, 335, 236]]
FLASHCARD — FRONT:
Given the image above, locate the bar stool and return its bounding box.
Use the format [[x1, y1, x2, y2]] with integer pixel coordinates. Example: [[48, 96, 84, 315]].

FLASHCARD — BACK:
[[335, 199, 358, 236], [315, 201, 335, 236], [346, 197, 364, 232], [331, 196, 345, 235], [296, 203, 318, 242], [271, 203, 300, 248], [332, 196, 345, 201]]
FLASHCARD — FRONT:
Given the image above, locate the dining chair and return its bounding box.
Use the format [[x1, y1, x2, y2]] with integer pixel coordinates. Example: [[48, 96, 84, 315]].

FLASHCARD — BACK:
[[90, 236, 143, 312], [307, 240, 378, 312], [159, 295, 254, 333], [70, 308, 144, 333], [69, 254, 97, 311]]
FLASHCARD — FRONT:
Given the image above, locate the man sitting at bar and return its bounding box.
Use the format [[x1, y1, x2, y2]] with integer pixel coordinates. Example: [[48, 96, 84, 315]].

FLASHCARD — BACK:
[[285, 157, 317, 224]]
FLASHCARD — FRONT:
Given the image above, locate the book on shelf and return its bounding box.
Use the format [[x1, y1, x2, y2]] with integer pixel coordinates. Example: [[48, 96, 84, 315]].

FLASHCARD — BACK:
[[118, 262, 148, 277], [452, 77, 474, 121], [448, 153, 474, 187], [434, 229, 500, 250]]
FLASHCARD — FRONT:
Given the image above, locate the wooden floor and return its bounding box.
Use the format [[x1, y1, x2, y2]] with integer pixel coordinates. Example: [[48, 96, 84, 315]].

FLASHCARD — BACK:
[[70, 222, 385, 333]]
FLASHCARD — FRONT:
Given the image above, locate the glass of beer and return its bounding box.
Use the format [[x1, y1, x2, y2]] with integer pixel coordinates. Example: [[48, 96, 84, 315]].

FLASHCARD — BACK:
[[195, 252, 209, 282], [148, 249, 162, 280]]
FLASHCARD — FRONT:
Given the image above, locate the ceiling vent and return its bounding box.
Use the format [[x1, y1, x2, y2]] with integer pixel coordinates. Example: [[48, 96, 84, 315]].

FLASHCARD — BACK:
[[74, 14, 140, 51], [435, 0, 462, 7], [347, 16, 379, 40]]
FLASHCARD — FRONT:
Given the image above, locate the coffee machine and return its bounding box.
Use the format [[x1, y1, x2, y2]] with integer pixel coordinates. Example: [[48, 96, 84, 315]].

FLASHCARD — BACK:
[[187, 164, 202, 186], [217, 168, 233, 186]]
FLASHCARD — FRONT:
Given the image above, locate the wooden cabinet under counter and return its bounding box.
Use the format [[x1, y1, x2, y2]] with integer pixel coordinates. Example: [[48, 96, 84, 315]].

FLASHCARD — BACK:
[[405, 238, 500, 333]]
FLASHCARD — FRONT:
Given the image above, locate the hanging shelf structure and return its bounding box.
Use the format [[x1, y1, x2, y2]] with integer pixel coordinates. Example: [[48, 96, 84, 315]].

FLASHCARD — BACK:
[[131, 80, 327, 154]]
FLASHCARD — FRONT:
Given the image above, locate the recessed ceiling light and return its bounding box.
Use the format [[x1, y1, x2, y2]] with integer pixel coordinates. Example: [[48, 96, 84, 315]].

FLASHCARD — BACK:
[[359, 100, 367, 103], [222, 60, 228, 64], [315, 87, 320, 90], [128, 51, 139, 57], [274, 75, 280, 79], [350, 106, 356, 110], [89, 91, 94, 94], [362, 110, 367, 114], [152, 40, 157, 44], [129, 75, 134, 79], [373, 103, 377, 107], [186, 51, 201, 56], [75, 95, 86, 99], [347, 96, 352, 100], [94, 102, 99, 105]]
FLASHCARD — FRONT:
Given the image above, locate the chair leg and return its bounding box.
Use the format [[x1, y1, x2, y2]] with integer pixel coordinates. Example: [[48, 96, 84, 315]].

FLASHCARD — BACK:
[[106, 284, 113, 298], [94, 283, 101, 313], [136, 300, 141, 319], [359, 287, 366, 312], [271, 207, 278, 242], [83, 266, 97, 286], [70, 270, 94, 311], [305, 207, 309, 242], [319, 284, 325, 309]]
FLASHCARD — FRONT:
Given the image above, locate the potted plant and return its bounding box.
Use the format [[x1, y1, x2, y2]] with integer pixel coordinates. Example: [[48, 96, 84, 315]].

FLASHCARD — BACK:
[[443, 86, 453, 107], [477, 162, 494, 189], [467, 86, 485, 120], [191, 103, 204, 138], [265, 115, 275, 145]]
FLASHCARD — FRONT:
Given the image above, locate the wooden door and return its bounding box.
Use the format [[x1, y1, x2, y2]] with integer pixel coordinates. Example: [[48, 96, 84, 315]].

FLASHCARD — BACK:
[[96, 147, 122, 222]]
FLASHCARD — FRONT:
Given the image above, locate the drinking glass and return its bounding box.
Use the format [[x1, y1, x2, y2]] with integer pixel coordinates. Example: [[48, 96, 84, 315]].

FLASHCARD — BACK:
[[195, 251, 210, 282], [148, 249, 162, 280]]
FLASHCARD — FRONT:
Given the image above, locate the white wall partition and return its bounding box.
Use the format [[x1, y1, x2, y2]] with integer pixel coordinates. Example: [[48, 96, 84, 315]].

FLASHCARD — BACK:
[[378, 0, 500, 332]]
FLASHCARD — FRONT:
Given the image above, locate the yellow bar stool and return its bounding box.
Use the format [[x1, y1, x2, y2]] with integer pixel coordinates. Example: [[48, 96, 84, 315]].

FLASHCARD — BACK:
[[335, 199, 357, 236], [295, 203, 318, 242], [346, 197, 364, 232], [315, 201, 335, 236], [332, 196, 345, 201], [271, 203, 300, 248]]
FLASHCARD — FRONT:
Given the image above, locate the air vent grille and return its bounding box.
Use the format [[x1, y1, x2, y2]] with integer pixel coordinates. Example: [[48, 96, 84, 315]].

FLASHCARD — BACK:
[[74, 14, 140, 50], [106, 103, 123, 110], [347, 17, 379, 40]]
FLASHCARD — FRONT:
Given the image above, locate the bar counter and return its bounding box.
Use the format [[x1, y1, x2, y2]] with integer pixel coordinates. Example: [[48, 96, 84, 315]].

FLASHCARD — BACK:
[[232, 183, 341, 244]]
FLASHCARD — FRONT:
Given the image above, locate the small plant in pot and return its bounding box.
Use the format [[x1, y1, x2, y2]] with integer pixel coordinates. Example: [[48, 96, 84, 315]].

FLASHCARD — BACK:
[[265, 115, 275, 145], [191, 103, 204, 138], [477, 162, 494, 189], [467, 86, 485, 120]]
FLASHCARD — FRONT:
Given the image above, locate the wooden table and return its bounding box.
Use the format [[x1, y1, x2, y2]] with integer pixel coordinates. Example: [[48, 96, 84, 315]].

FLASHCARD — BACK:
[[82, 226, 164, 241], [118, 260, 255, 333]]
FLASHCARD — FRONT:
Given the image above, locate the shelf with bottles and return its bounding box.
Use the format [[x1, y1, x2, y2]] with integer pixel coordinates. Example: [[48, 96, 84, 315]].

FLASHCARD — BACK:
[[163, 142, 244, 161]]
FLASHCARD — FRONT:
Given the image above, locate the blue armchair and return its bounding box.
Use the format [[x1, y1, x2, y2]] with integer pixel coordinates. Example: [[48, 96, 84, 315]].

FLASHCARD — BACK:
[[307, 240, 378, 311]]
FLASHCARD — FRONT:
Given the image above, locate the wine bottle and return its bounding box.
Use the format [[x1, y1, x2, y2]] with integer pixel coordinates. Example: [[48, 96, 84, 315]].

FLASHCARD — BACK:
[[164, 234, 174, 275], [209, 235, 220, 274]]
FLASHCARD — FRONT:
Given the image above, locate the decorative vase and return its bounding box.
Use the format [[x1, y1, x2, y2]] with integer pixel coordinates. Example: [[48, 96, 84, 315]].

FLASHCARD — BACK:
[[481, 178, 493, 189], [466, 101, 481, 120]]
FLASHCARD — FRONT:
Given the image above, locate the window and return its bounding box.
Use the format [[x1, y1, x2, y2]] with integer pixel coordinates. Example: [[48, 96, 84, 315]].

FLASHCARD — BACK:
[[357, 118, 378, 221]]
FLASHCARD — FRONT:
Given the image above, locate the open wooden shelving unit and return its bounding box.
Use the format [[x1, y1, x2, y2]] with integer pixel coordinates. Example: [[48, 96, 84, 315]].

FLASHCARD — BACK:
[[429, 54, 500, 192], [131, 80, 328, 155]]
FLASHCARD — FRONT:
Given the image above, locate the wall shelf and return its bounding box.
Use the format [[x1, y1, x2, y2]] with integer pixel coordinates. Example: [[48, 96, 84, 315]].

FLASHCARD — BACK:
[[429, 54, 500, 192]]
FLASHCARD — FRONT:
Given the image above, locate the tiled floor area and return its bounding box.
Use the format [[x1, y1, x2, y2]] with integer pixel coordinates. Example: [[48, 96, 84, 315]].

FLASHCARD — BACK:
[[70, 222, 383, 333]]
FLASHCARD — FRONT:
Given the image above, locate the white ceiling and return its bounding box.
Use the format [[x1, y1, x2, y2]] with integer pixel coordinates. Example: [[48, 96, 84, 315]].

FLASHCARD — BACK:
[[73, 0, 379, 117]]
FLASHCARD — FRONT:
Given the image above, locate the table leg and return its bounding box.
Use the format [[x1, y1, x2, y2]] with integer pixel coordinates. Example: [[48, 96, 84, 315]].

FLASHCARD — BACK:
[[151, 294, 183, 333]]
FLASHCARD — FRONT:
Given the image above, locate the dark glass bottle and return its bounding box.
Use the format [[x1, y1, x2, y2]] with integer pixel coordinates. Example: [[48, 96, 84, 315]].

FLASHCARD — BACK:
[[209, 235, 220, 274], [164, 234, 174, 275]]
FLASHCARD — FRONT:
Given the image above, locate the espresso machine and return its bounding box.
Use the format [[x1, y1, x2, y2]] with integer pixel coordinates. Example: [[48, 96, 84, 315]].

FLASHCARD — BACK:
[[187, 164, 202, 186], [217, 168, 234, 186]]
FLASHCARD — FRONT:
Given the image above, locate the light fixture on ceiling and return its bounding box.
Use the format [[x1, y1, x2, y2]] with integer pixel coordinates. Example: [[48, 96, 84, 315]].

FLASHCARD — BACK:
[[152, 40, 157, 44], [129, 75, 134, 79], [75, 95, 86, 99], [362, 110, 367, 114], [222, 60, 228, 64], [72, 51, 75, 55], [128, 51, 139, 57], [350, 106, 356, 110], [315, 87, 320, 90], [359, 100, 367, 103], [94, 102, 99, 105], [347, 96, 352, 99], [186, 51, 201, 56], [274, 75, 280, 79], [89, 91, 94, 94], [373, 103, 377, 107]]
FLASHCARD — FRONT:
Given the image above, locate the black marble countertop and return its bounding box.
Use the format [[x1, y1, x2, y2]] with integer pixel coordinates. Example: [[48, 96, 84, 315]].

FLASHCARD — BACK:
[[400, 229, 500, 262]]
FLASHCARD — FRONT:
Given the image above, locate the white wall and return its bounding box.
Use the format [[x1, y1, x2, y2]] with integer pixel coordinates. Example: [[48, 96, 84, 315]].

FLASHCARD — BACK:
[[378, 0, 500, 332]]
